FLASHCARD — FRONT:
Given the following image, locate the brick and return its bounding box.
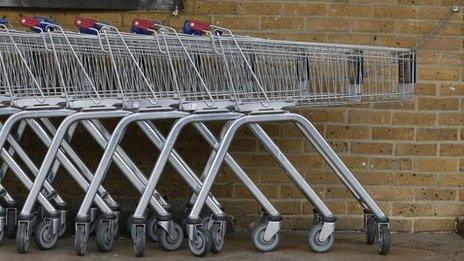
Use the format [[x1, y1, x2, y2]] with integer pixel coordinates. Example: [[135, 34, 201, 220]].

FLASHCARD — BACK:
[[418, 67, 461, 81], [395, 143, 437, 156], [190, 0, 239, 15], [306, 170, 341, 185], [326, 126, 370, 140], [435, 203, 464, 217], [338, 155, 369, 169], [397, 21, 463, 35], [370, 187, 414, 201], [374, 5, 417, 19], [326, 186, 352, 199], [440, 83, 464, 96], [439, 112, 464, 125], [351, 19, 395, 33], [392, 112, 436, 126], [394, 173, 437, 186], [440, 144, 464, 156], [301, 109, 346, 123], [416, 128, 458, 141], [347, 110, 391, 125], [414, 83, 437, 96], [414, 218, 456, 232], [413, 158, 458, 172], [261, 17, 304, 30], [417, 97, 459, 110], [214, 16, 260, 30], [237, 1, 282, 15], [329, 4, 373, 17], [306, 17, 351, 32], [418, 6, 463, 20], [372, 127, 414, 140], [438, 173, 464, 186], [373, 101, 415, 110], [415, 188, 457, 201], [370, 157, 412, 171], [350, 142, 393, 155], [392, 202, 434, 217], [283, 3, 327, 16]]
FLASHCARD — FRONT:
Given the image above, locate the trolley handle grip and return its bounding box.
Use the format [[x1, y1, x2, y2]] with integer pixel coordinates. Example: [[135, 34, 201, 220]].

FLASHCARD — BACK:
[[183, 19, 210, 35], [0, 18, 9, 25], [132, 18, 156, 34], [19, 16, 41, 28], [74, 17, 99, 30]]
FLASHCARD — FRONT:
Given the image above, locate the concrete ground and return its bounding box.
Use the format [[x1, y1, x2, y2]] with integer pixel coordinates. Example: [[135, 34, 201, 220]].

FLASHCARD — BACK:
[[0, 232, 463, 260]]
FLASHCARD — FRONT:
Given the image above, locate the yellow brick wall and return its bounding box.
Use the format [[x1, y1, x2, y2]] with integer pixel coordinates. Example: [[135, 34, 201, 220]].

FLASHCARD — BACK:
[[1, 0, 464, 233]]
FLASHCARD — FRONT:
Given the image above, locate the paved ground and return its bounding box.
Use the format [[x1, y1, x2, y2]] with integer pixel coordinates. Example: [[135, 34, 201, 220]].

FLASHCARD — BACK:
[[0, 232, 463, 260]]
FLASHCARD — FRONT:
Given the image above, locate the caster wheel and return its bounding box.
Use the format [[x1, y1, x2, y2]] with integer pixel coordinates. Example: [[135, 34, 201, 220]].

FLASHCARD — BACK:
[[133, 225, 145, 257], [210, 223, 224, 253], [307, 224, 334, 253], [376, 224, 390, 255], [96, 221, 114, 252], [251, 222, 279, 252], [16, 223, 30, 254], [365, 215, 376, 245], [188, 226, 211, 257], [34, 220, 58, 250], [159, 222, 183, 251], [147, 215, 160, 242], [6, 209, 16, 238], [75, 225, 87, 256]]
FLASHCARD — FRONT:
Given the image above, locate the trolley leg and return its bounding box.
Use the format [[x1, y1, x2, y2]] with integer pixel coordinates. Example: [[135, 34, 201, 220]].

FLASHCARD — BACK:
[[39, 118, 120, 211]]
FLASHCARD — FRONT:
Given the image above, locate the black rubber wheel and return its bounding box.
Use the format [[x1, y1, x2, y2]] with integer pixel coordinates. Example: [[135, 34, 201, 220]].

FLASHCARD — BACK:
[[210, 223, 224, 253], [158, 222, 183, 251], [74, 224, 87, 256], [376, 224, 390, 255], [6, 209, 16, 238], [147, 215, 159, 242], [307, 224, 334, 253], [34, 220, 58, 250], [133, 225, 145, 257], [251, 222, 279, 252], [16, 223, 29, 254], [188, 226, 211, 257], [96, 221, 114, 252], [365, 215, 376, 245]]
